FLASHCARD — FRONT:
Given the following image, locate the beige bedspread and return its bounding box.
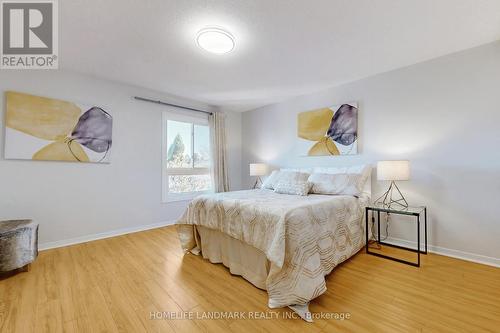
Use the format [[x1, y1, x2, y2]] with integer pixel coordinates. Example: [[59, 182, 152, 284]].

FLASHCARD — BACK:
[[176, 189, 368, 308]]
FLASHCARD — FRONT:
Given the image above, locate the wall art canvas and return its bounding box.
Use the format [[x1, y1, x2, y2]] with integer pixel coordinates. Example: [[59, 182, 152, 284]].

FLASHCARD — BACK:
[[4, 91, 112, 163], [297, 102, 358, 156]]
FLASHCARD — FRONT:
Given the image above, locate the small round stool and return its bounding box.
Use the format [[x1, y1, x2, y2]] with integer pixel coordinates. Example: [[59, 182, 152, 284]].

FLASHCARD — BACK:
[[0, 220, 39, 272]]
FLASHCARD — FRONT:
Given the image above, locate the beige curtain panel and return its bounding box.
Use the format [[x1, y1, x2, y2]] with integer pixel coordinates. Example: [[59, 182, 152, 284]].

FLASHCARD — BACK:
[[209, 112, 230, 192]]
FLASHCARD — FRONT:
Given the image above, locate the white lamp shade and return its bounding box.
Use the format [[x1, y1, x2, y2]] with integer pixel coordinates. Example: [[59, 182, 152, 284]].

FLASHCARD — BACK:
[[249, 163, 268, 176], [377, 160, 410, 181]]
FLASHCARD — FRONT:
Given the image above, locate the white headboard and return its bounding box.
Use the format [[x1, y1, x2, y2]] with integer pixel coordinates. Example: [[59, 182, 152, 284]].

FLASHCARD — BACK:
[[280, 164, 373, 198]]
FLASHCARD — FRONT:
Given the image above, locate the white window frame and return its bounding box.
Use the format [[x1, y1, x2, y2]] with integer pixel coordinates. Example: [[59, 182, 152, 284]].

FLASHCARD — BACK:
[[162, 111, 212, 203]]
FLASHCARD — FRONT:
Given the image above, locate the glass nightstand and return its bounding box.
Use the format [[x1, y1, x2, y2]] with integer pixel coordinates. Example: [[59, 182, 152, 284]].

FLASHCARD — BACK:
[[365, 203, 427, 267]]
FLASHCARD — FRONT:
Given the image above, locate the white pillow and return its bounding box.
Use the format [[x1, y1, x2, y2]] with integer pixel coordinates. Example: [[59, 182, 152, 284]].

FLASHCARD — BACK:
[[313, 164, 372, 196], [308, 171, 369, 197], [274, 181, 312, 196], [261, 170, 309, 190], [261, 170, 278, 189]]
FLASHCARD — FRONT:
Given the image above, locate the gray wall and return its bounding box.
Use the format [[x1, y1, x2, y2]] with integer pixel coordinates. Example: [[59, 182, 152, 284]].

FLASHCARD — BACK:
[[242, 41, 500, 263], [0, 70, 242, 247]]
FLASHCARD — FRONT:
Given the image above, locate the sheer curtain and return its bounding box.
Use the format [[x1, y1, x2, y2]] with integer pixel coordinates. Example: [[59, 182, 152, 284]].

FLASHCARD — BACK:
[[209, 112, 229, 192]]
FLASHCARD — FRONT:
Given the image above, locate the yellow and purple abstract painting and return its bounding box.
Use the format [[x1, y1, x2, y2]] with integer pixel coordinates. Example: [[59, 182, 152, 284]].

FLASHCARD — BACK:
[[297, 102, 358, 156], [4, 91, 112, 163]]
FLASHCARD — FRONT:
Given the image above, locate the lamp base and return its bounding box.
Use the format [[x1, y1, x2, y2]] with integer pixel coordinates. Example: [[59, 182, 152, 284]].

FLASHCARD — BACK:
[[253, 177, 263, 189], [374, 181, 409, 208]]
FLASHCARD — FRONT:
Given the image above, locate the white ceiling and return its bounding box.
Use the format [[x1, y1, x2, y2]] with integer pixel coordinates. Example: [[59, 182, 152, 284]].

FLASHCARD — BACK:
[[60, 0, 500, 112]]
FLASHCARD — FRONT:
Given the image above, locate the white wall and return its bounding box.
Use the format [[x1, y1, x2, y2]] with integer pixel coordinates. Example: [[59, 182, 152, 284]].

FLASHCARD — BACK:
[[242, 41, 500, 263], [0, 70, 242, 248]]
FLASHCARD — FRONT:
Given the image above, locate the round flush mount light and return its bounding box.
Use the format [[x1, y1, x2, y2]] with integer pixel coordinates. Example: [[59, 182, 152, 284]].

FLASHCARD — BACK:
[[196, 27, 235, 54]]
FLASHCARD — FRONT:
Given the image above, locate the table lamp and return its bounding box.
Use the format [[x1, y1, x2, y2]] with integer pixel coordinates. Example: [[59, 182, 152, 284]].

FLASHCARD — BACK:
[[375, 160, 410, 208], [249, 163, 268, 189]]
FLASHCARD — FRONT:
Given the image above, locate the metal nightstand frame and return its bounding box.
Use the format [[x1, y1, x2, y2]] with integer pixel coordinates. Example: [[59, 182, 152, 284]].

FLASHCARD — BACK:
[[365, 206, 427, 267]]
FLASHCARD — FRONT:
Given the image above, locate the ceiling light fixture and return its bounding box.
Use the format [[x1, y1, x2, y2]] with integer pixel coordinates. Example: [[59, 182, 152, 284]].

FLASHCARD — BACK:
[[196, 27, 235, 55]]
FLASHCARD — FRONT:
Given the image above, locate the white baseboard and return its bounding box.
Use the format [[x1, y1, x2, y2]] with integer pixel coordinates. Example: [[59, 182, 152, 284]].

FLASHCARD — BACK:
[[38, 222, 500, 268], [39, 220, 176, 251], [384, 236, 500, 268]]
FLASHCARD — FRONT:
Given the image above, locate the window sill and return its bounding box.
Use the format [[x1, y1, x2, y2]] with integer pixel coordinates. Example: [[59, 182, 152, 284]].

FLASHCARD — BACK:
[[162, 191, 213, 203]]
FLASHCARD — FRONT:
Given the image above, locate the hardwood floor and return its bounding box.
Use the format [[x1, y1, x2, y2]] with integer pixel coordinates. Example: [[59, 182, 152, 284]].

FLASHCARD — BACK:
[[1, 226, 499, 333]]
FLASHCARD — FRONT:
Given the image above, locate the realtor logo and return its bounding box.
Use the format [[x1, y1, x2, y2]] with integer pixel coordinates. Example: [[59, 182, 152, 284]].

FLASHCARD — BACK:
[[1, 0, 58, 69]]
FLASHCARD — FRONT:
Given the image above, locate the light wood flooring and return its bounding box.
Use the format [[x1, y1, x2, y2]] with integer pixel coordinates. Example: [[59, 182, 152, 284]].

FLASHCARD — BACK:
[[1, 226, 499, 332]]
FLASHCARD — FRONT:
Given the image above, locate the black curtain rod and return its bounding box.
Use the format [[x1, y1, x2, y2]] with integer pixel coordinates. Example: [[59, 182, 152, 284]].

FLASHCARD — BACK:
[[133, 96, 213, 115]]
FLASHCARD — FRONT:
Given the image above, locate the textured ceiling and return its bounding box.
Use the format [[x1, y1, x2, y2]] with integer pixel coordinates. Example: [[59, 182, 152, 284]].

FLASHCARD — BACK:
[[60, 0, 500, 111]]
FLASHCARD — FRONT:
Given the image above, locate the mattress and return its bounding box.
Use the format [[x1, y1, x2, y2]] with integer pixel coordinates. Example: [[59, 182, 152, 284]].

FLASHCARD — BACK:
[[177, 189, 369, 312]]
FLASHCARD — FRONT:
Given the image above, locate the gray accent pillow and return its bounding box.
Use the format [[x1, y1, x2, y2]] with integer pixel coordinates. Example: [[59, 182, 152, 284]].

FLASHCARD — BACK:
[[274, 181, 312, 196]]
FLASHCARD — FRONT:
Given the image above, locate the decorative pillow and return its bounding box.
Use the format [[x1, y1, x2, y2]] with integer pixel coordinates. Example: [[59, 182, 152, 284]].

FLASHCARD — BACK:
[[261, 170, 280, 189], [276, 170, 309, 183], [274, 181, 312, 196], [261, 170, 310, 190], [308, 172, 369, 197]]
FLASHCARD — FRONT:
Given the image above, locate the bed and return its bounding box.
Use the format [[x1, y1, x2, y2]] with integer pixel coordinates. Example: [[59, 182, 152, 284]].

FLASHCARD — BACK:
[[176, 168, 371, 321]]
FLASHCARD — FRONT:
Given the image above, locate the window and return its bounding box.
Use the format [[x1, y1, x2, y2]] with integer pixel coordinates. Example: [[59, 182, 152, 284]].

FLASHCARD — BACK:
[[162, 112, 212, 202]]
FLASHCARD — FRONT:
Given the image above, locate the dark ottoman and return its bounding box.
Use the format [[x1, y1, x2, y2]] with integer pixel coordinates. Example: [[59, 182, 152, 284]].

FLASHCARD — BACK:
[[0, 220, 39, 272]]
